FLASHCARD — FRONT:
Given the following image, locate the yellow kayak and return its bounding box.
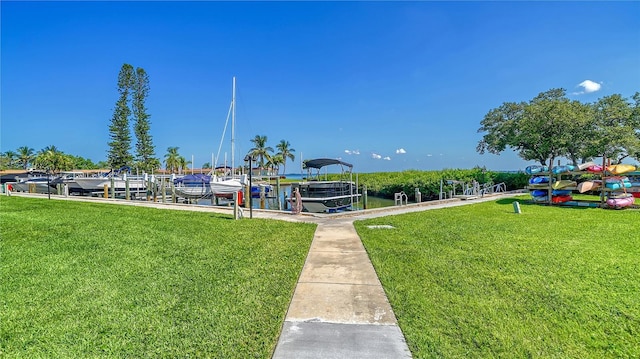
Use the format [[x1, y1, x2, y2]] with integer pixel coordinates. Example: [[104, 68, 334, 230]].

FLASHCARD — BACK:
[[552, 180, 577, 189], [607, 164, 637, 175]]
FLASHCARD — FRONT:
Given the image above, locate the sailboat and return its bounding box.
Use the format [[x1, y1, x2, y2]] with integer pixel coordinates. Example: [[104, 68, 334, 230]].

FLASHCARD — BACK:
[[210, 77, 247, 196]]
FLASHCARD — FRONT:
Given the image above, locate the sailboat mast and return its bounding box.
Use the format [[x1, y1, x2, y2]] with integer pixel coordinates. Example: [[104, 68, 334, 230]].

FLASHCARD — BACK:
[[231, 76, 236, 175]]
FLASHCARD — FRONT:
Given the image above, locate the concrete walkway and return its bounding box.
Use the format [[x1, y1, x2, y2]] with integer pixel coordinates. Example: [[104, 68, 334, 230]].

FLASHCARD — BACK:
[[272, 219, 412, 358], [9, 191, 520, 358]]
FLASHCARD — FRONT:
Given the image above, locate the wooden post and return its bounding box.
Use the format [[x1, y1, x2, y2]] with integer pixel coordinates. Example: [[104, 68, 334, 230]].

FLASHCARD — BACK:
[[125, 177, 130, 200], [161, 178, 166, 203], [151, 176, 157, 202], [149, 176, 158, 202], [110, 177, 115, 199], [104, 184, 109, 198], [363, 185, 368, 209], [146, 177, 151, 202], [171, 180, 176, 203], [275, 177, 281, 210]]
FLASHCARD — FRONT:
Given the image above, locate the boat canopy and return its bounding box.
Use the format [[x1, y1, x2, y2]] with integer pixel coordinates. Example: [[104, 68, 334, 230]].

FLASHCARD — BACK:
[[303, 158, 353, 170]]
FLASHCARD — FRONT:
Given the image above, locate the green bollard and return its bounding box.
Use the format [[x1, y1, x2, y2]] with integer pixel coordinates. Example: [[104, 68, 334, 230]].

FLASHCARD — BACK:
[[513, 201, 522, 214]]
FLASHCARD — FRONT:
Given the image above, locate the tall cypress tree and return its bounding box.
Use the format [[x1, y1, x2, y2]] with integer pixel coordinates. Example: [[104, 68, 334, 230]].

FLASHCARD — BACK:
[[107, 64, 135, 169], [132, 67, 159, 172]]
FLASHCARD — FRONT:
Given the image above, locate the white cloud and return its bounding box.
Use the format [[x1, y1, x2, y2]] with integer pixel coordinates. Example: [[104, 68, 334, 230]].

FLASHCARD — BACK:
[[395, 148, 406, 154], [573, 80, 601, 95], [371, 153, 382, 159], [383, 156, 391, 161], [427, 154, 433, 157], [344, 149, 360, 155]]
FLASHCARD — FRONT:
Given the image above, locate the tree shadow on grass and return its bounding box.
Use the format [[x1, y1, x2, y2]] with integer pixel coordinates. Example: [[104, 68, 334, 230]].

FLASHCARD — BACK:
[[209, 213, 236, 220], [495, 197, 521, 205], [496, 197, 601, 210]]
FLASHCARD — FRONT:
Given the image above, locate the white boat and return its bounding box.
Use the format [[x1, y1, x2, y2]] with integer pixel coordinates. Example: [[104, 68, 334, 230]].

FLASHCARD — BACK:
[[290, 158, 361, 213], [50, 171, 86, 194], [211, 175, 246, 195], [173, 174, 212, 199], [12, 176, 53, 194], [210, 77, 246, 198], [73, 168, 147, 193]]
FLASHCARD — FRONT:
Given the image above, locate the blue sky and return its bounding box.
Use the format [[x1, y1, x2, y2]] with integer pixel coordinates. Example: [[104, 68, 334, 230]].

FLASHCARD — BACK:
[[2, 1, 639, 173]]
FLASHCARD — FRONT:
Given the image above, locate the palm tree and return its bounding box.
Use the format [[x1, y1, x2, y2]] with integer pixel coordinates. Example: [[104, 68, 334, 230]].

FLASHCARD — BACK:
[[16, 146, 35, 170], [275, 140, 295, 175], [178, 156, 190, 174], [267, 154, 284, 175], [2, 151, 17, 169], [34, 145, 70, 173], [248, 135, 274, 170], [164, 147, 181, 173]]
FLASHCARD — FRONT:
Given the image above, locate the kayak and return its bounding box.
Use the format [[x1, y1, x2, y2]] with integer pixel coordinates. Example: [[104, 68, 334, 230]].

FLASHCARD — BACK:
[[552, 165, 576, 174], [606, 164, 637, 175], [531, 189, 547, 197], [552, 195, 572, 203], [531, 195, 549, 203], [608, 192, 633, 199], [529, 176, 550, 184], [578, 161, 597, 171], [605, 181, 632, 190], [552, 180, 577, 189], [587, 165, 604, 173], [606, 195, 634, 209], [577, 180, 602, 193], [605, 176, 629, 183], [526, 165, 549, 175]]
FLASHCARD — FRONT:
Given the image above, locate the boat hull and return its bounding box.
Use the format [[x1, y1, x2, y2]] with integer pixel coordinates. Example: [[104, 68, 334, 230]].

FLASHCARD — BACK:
[[74, 177, 147, 192], [291, 181, 360, 213]]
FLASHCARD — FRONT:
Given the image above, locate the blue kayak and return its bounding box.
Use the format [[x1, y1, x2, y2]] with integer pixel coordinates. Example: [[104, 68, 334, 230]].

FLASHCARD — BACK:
[[526, 165, 549, 175], [529, 176, 550, 184]]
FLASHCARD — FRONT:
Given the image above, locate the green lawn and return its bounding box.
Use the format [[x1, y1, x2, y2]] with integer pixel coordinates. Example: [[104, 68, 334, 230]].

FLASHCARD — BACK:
[[0, 196, 316, 358], [355, 196, 639, 358]]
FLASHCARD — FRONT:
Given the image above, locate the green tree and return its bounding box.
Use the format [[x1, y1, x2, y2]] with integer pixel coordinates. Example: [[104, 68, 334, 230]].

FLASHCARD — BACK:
[[248, 135, 273, 169], [68, 155, 99, 169], [275, 140, 295, 175], [107, 63, 135, 169], [164, 147, 182, 174], [267, 154, 284, 175], [1, 151, 17, 169], [178, 156, 190, 174], [34, 146, 72, 174], [562, 101, 594, 165], [631, 92, 640, 162], [478, 88, 590, 167], [132, 67, 158, 172], [587, 94, 639, 164], [16, 146, 35, 170]]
